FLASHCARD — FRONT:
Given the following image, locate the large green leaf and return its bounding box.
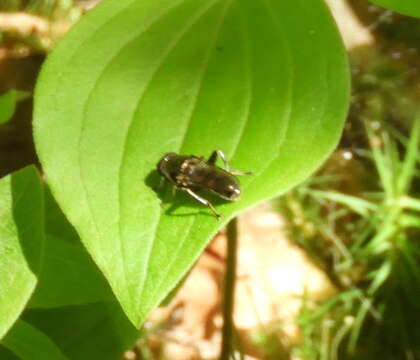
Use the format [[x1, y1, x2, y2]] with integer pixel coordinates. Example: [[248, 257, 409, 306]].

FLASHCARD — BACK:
[[0, 167, 44, 339], [368, 0, 420, 17], [34, 0, 350, 326], [1, 320, 68, 360]]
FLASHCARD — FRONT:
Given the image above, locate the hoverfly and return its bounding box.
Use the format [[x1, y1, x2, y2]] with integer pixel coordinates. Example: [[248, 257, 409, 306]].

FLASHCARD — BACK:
[[157, 150, 251, 219]]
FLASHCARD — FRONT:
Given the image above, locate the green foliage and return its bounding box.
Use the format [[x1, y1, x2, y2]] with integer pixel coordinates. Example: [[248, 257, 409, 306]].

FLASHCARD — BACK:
[[249, 323, 289, 360], [368, 0, 420, 17], [281, 118, 420, 359], [0, 0, 351, 357], [0, 177, 137, 358], [0, 0, 75, 17], [0, 91, 17, 125], [33, 0, 349, 326], [0, 167, 44, 339]]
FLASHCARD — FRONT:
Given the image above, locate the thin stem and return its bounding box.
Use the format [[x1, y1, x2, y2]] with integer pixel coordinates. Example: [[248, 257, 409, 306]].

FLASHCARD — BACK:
[[219, 217, 238, 360]]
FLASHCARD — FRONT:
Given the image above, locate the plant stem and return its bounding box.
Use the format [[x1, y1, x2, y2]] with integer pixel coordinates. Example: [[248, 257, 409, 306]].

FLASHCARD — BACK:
[[219, 217, 238, 360]]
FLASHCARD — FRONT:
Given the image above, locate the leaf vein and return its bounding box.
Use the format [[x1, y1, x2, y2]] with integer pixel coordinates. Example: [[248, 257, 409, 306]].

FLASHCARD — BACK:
[[146, 0, 235, 308]]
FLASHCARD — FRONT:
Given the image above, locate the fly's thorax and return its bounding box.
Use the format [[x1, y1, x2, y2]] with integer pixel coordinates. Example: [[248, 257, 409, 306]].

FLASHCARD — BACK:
[[157, 153, 200, 184]]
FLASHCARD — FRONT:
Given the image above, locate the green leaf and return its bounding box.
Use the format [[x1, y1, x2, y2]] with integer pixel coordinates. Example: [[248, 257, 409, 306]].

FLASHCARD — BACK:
[[368, 0, 420, 18], [367, 261, 392, 295], [309, 190, 378, 217], [28, 234, 114, 308], [0, 90, 30, 125], [396, 119, 420, 195], [400, 196, 420, 212], [0, 345, 19, 360], [0, 166, 44, 339], [366, 125, 395, 198], [24, 302, 137, 360], [0, 91, 17, 125], [34, 0, 350, 325], [1, 320, 68, 360], [28, 188, 114, 308]]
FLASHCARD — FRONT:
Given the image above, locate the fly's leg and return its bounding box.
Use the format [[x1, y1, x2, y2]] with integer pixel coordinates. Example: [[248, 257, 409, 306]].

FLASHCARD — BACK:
[[207, 150, 253, 176], [207, 150, 222, 166], [183, 187, 221, 220]]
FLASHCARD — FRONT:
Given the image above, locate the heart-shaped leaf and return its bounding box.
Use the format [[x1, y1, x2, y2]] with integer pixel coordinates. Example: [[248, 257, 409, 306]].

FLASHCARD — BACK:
[[0, 167, 44, 339], [368, 0, 420, 17], [34, 0, 350, 326]]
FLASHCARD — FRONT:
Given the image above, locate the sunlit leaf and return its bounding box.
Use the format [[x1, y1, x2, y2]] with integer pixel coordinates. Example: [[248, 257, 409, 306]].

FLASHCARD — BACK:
[[0, 167, 44, 339], [34, 0, 350, 325]]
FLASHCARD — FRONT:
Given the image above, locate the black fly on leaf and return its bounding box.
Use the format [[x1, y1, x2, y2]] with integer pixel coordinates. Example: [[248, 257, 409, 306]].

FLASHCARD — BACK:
[[157, 150, 252, 219]]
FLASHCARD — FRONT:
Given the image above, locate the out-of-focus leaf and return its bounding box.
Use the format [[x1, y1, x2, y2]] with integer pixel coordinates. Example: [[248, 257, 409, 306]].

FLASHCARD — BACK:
[[0, 90, 30, 125], [310, 190, 378, 216], [0, 345, 19, 360], [0, 91, 17, 125], [368, 0, 420, 17], [397, 119, 419, 195]]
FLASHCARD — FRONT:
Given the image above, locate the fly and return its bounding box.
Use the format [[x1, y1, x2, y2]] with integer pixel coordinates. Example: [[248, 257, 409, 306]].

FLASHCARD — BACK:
[[157, 150, 252, 219]]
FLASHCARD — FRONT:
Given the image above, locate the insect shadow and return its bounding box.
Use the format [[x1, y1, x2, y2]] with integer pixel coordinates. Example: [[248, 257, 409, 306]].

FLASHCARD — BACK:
[[145, 169, 227, 218]]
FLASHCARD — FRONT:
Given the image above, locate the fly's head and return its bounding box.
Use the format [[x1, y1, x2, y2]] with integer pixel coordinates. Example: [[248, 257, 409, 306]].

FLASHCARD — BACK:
[[157, 152, 178, 182]]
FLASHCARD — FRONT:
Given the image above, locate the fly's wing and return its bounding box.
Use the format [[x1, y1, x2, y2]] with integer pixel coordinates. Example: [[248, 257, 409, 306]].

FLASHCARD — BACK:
[[188, 164, 240, 199]]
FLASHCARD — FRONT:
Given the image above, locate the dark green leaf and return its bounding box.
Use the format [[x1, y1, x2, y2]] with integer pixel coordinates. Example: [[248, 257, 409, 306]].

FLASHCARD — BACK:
[[0, 91, 18, 126], [1, 320, 68, 360], [0, 90, 30, 126], [24, 302, 137, 360], [28, 188, 114, 308], [0, 345, 19, 360]]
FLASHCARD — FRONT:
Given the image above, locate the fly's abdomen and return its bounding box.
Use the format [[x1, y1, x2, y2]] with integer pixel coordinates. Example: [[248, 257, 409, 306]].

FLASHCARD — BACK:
[[190, 166, 241, 200]]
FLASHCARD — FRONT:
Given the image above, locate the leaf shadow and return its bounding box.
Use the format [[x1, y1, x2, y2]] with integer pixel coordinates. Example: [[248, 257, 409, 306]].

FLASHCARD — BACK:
[[11, 169, 43, 276]]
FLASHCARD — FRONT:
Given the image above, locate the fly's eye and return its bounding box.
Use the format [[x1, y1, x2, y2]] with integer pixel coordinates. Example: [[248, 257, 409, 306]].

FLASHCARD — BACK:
[[163, 152, 176, 161], [158, 152, 177, 175]]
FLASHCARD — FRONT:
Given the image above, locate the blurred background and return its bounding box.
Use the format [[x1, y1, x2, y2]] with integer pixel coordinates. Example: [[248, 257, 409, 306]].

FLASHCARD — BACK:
[[1, 0, 419, 359]]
